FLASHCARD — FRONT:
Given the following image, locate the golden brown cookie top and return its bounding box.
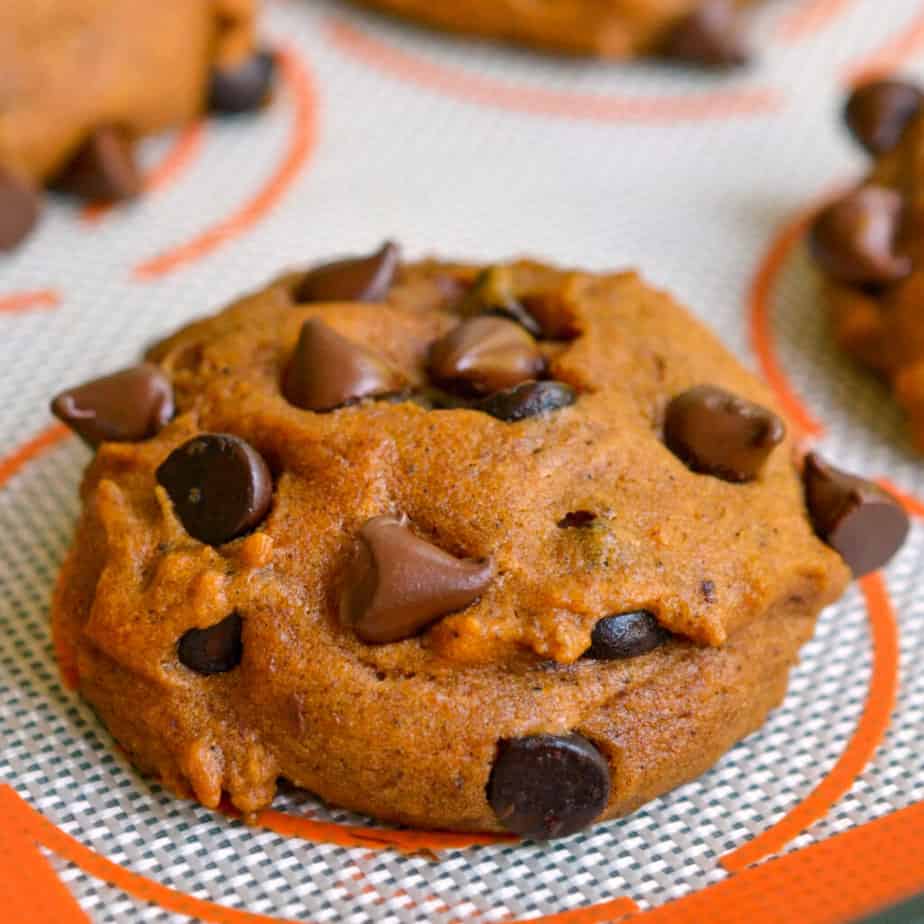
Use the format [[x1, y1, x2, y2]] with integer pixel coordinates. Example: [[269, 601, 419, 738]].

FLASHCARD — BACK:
[[0, 0, 258, 183], [54, 249, 853, 678]]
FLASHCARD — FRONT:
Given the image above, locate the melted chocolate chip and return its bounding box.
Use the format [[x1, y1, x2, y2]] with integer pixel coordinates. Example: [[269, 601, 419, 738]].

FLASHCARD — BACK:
[[428, 316, 545, 395], [283, 318, 406, 411], [661, 0, 750, 69], [803, 453, 909, 577], [809, 185, 912, 287], [845, 79, 923, 156], [557, 511, 597, 529], [156, 434, 273, 545], [209, 50, 277, 114], [50, 364, 174, 447], [53, 126, 142, 202], [0, 167, 41, 251], [487, 734, 610, 839], [476, 381, 576, 422], [461, 267, 543, 338], [178, 612, 243, 674], [583, 611, 669, 661], [663, 385, 785, 482], [340, 515, 494, 644], [294, 242, 400, 303]]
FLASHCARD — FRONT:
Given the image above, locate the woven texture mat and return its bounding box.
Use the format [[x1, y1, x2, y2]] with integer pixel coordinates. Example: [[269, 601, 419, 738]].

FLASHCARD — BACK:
[[2, 1, 924, 921]]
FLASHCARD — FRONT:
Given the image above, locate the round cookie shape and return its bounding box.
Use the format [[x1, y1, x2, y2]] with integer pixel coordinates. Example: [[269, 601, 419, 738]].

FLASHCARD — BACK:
[[814, 75, 924, 452], [53, 254, 862, 836], [348, 0, 759, 64], [0, 0, 265, 249]]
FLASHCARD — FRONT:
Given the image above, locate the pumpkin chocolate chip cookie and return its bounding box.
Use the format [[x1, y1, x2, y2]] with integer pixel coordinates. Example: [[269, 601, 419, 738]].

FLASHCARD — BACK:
[[0, 0, 275, 251], [50, 245, 907, 838], [347, 0, 757, 67], [810, 77, 924, 452]]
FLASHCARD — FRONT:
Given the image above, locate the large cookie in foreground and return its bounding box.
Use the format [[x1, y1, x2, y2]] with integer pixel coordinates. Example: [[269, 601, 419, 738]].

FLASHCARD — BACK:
[[347, 0, 758, 66], [0, 0, 274, 251], [53, 248, 905, 838], [811, 77, 924, 453]]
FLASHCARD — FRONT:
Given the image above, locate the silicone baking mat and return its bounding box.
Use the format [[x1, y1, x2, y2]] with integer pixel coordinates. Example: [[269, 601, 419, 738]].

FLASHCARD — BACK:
[[2, 1, 924, 921]]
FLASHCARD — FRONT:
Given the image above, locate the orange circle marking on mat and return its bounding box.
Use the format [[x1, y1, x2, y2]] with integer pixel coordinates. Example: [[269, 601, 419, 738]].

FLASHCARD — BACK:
[[748, 189, 924, 516], [133, 47, 317, 280], [82, 122, 206, 224], [0, 290, 61, 314], [747, 196, 828, 439], [0, 423, 70, 488], [845, 7, 924, 84], [721, 572, 900, 872], [777, 0, 855, 42], [324, 17, 782, 123], [248, 804, 513, 851]]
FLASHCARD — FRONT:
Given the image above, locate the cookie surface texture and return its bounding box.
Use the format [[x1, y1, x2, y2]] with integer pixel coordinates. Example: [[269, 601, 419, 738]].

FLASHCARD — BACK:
[[52, 253, 851, 835], [347, 0, 756, 62]]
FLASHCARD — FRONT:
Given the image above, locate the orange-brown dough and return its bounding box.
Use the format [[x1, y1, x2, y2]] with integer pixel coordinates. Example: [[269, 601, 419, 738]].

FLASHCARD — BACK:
[[52, 254, 855, 836], [813, 78, 924, 452], [347, 0, 758, 64], [0, 0, 266, 249]]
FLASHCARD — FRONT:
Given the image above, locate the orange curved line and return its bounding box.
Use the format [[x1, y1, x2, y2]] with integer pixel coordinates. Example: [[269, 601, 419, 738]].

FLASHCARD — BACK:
[[0, 290, 61, 314], [845, 8, 924, 85], [251, 805, 513, 851], [133, 47, 317, 280], [748, 197, 829, 439], [1, 785, 312, 924], [0, 423, 70, 489], [2, 782, 639, 923], [777, 0, 854, 42], [877, 478, 924, 519], [721, 572, 899, 871], [530, 898, 640, 922], [325, 17, 781, 122], [81, 123, 206, 224]]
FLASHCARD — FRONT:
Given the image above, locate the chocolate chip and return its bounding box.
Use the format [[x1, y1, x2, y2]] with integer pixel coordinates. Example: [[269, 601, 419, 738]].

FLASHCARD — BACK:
[[428, 317, 545, 396], [178, 612, 243, 674], [557, 510, 597, 529], [156, 434, 273, 545], [845, 79, 923, 156], [487, 734, 610, 839], [283, 318, 406, 412], [0, 167, 41, 251], [340, 515, 494, 644], [50, 363, 174, 447], [53, 126, 142, 202], [809, 185, 912, 287], [294, 242, 401, 304], [663, 385, 785, 482], [476, 381, 576, 422], [460, 267, 543, 338], [209, 49, 277, 114], [803, 453, 909, 577], [661, 0, 750, 69], [583, 611, 669, 661]]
